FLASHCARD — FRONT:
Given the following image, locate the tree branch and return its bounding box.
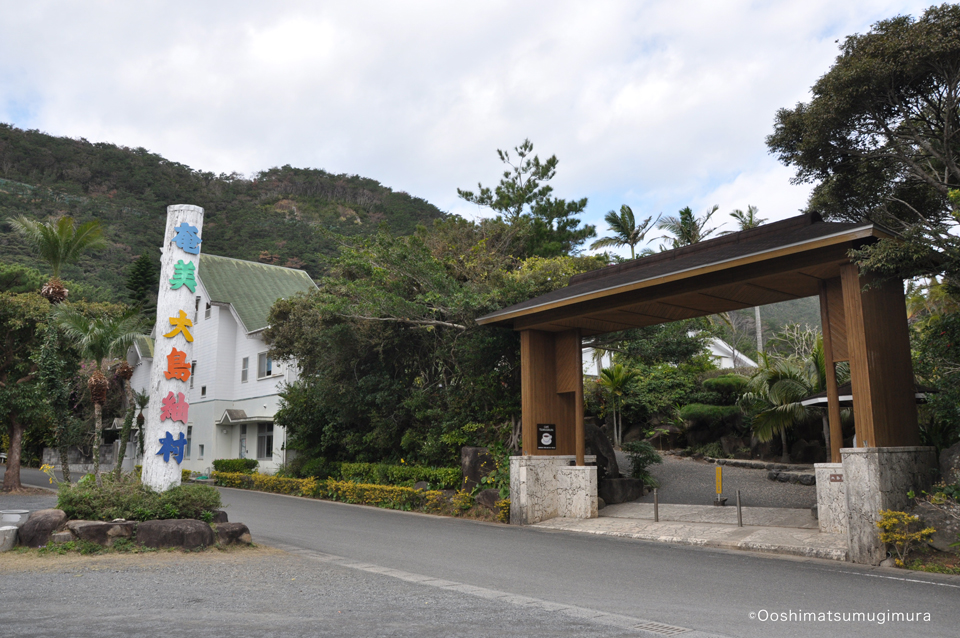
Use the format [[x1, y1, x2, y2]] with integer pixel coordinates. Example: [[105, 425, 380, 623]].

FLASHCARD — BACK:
[[339, 314, 467, 331]]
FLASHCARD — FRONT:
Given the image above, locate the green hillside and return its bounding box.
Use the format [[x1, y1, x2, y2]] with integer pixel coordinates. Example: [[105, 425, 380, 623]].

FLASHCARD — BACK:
[[0, 124, 445, 301]]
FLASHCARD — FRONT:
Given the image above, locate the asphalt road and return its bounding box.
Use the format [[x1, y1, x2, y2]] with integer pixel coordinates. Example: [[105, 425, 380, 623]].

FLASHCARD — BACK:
[[4, 466, 960, 637]]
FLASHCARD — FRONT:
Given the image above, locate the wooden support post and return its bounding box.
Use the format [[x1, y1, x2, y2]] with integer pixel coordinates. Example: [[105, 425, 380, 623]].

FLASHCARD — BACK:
[[520, 330, 579, 456], [840, 265, 919, 447], [819, 278, 845, 462]]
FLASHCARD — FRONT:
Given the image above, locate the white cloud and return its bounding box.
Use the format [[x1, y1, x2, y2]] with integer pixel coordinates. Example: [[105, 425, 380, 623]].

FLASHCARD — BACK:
[[0, 0, 934, 245]]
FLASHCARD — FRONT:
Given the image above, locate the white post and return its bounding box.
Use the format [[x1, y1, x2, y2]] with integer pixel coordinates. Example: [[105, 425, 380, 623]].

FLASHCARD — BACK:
[[141, 205, 204, 492]]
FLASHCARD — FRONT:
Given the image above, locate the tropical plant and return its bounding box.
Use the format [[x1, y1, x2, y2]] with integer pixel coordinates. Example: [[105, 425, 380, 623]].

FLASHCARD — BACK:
[[739, 356, 811, 461], [133, 389, 150, 458], [54, 305, 143, 486], [590, 205, 659, 259], [621, 440, 662, 487], [598, 363, 638, 448], [657, 205, 719, 249], [7, 215, 106, 303], [722, 205, 767, 353]]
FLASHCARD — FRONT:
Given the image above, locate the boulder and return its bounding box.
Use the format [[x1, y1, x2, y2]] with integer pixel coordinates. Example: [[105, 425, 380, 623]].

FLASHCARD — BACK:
[[137, 519, 215, 550], [647, 425, 682, 451], [597, 497, 606, 511], [475, 489, 501, 513], [621, 424, 644, 444], [584, 422, 619, 479], [18, 509, 67, 548], [940, 442, 960, 485], [460, 446, 495, 492], [790, 439, 826, 464], [211, 510, 229, 524], [598, 478, 645, 505], [413, 481, 430, 491], [911, 500, 960, 553], [215, 522, 252, 546], [66, 520, 135, 547], [720, 435, 748, 457], [50, 531, 75, 544]]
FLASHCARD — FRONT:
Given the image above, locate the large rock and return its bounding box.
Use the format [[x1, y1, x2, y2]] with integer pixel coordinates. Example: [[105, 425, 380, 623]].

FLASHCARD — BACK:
[[598, 478, 645, 505], [137, 519, 215, 550], [215, 522, 252, 546], [647, 425, 682, 451], [720, 435, 749, 457], [475, 489, 501, 514], [790, 438, 826, 464], [941, 442, 960, 485], [585, 422, 619, 480], [211, 510, 229, 524], [18, 509, 67, 548], [460, 446, 494, 492], [911, 499, 960, 553], [66, 520, 135, 547]]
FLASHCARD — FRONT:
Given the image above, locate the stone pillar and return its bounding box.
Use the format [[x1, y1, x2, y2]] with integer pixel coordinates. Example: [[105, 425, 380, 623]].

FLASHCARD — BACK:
[[814, 463, 847, 534], [840, 447, 937, 565], [509, 455, 597, 525]]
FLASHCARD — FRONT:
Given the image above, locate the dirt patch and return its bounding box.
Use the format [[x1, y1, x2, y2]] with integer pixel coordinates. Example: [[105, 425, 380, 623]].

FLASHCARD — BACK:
[[1, 486, 55, 496], [0, 543, 281, 573]]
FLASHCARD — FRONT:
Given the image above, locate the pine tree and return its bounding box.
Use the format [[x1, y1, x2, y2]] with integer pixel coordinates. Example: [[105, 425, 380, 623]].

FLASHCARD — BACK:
[[126, 253, 158, 316]]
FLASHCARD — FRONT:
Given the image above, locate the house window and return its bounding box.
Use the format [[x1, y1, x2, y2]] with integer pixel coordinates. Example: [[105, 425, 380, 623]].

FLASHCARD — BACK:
[[190, 361, 196, 389], [185, 426, 192, 459], [257, 423, 274, 460], [257, 352, 272, 379], [241, 357, 249, 383], [205, 302, 211, 319], [194, 296, 201, 322], [200, 385, 207, 398], [198, 444, 204, 459]]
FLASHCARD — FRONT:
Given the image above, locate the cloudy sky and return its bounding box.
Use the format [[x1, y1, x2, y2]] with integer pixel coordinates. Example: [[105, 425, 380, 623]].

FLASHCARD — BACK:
[[0, 1, 935, 255]]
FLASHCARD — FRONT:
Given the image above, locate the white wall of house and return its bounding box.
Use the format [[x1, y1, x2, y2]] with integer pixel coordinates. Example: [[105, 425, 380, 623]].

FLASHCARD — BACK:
[[129, 280, 299, 475]]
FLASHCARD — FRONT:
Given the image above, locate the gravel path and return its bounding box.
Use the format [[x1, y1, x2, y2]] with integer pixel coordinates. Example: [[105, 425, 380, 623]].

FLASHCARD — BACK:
[[615, 452, 817, 509], [1, 548, 642, 638]]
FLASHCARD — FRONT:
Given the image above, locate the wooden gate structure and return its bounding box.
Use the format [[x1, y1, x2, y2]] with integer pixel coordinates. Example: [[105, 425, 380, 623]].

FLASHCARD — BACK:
[[477, 213, 920, 466]]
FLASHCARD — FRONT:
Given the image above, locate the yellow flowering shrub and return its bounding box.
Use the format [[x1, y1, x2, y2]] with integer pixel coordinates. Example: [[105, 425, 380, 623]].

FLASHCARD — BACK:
[[450, 489, 474, 512], [877, 509, 936, 566], [495, 498, 511, 524]]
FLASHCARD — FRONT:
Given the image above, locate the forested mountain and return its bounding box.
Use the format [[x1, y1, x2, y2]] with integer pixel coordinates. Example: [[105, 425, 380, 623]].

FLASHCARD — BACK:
[[0, 124, 445, 300]]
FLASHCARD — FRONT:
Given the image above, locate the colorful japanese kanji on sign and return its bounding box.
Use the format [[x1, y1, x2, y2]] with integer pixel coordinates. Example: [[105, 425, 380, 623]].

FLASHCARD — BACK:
[[164, 347, 191, 381], [163, 310, 194, 342], [160, 390, 190, 424], [172, 222, 202, 254], [156, 431, 188, 464], [169, 259, 197, 293]]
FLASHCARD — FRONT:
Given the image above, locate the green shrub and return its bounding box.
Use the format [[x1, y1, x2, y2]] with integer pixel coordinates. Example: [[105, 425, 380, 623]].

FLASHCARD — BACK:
[[692, 442, 726, 459], [297, 457, 342, 479], [702, 375, 748, 402], [621, 441, 663, 487], [56, 476, 222, 521], [678, 404, 741, 429], [212, 458, 259, 474], [339, 463, 461, 489]]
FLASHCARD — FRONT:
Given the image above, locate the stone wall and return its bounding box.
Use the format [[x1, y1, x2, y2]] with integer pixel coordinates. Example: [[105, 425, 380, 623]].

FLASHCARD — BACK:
[[814, 463, 847, 534], [510, 455, 597, 525], [841, 446, 937, 565]]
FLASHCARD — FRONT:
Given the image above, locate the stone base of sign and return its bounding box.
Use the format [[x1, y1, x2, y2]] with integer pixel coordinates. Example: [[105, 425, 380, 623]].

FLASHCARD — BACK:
[[509, 455, 597, 525], [840, 446, 937, 565], [814, 463, 847, 535]]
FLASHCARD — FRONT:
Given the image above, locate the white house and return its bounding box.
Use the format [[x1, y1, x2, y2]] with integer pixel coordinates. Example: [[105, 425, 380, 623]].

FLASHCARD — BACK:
[[128, 253, 317, 475], [581, 337, 755, 377]]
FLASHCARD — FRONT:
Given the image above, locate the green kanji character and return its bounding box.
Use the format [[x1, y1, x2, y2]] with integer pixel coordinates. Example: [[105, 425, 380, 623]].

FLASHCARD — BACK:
[[169, 260, 197, 293]]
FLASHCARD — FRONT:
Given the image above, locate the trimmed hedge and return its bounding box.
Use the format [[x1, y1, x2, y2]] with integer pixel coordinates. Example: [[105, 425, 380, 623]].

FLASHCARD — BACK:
[[339, 463, 461, 489], [57, 479, 222, 522], [212, 458, 259, 474], [213, 472, 466, 514], [678, 403, 741, 429]]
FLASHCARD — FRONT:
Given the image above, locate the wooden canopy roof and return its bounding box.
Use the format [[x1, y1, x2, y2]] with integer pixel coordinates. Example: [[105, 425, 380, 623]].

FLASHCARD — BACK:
[[477, 213, 893, 336]]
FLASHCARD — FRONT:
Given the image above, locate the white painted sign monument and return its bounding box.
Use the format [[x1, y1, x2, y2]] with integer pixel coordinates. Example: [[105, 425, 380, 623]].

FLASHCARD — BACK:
[[141, 204, 204, 492]]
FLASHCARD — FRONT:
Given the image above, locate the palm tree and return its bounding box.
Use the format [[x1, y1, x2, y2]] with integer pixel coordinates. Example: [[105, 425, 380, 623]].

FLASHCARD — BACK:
[[590, 205, 659, 259], [7, 215, 106, 303], [598, 363, 638, 448], [657, 205, 719, 249], [133, 389, 150, 459], [722, 206, 767, 354], [55, 306, 143, 486]]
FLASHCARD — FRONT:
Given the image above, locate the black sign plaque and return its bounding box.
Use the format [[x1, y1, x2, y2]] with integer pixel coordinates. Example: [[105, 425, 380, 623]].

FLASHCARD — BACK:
[[537, 423, 556, 450]]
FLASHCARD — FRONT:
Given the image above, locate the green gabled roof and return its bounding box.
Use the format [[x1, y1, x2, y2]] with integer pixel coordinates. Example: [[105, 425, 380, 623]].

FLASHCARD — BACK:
[[198, 253, 317, 332], [135, 335, 155, 359]]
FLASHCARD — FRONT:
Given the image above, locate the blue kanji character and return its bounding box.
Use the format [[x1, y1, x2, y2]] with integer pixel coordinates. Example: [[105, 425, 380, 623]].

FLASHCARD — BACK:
[[156, 431, 188, 464], [172, 223, 202, 255]]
